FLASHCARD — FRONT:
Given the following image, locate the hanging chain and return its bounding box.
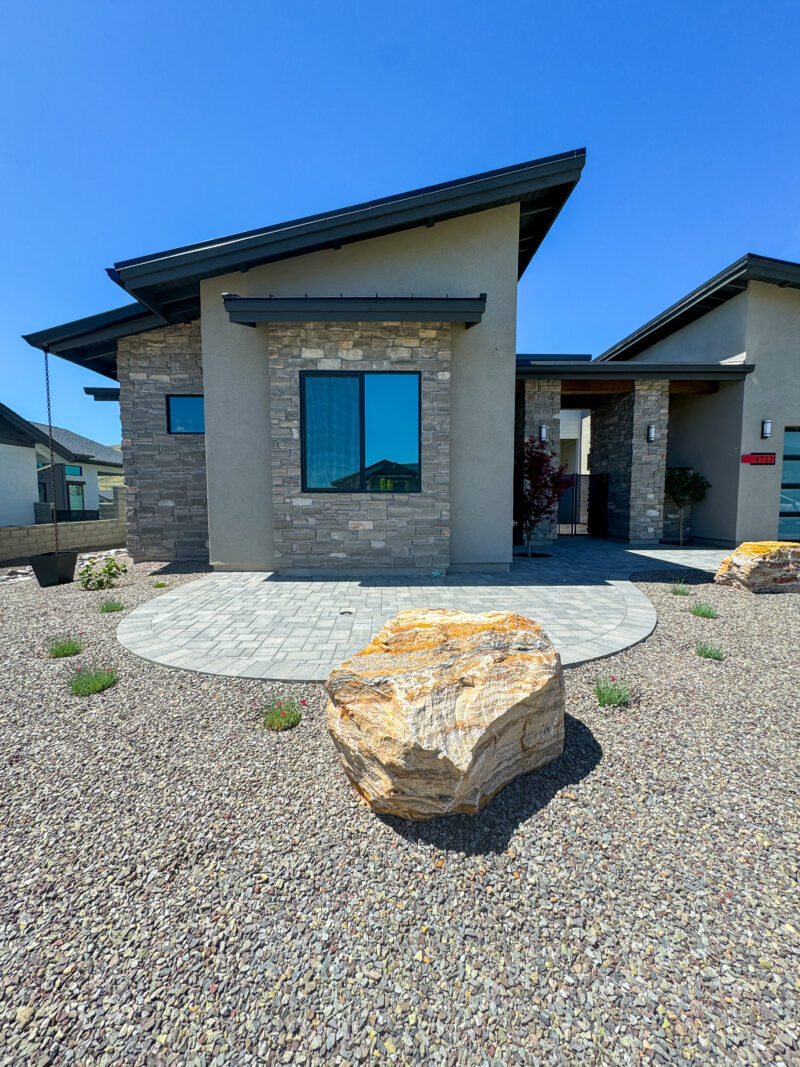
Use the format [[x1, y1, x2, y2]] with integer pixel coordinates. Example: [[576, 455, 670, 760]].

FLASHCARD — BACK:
[[44, 350, 60, 555]]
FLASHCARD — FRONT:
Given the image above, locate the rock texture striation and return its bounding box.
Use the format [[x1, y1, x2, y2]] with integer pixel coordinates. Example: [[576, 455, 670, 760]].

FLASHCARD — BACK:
[[714, 541, 800, 593], [325, 608, 565, 820]]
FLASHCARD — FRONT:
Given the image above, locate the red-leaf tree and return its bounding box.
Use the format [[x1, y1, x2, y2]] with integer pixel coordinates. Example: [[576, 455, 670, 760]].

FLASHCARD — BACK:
[[520, 439, 570, 551]]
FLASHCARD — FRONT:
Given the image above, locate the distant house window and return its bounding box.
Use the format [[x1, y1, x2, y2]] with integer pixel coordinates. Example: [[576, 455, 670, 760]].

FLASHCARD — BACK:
[[64, 464, 82, 476], [300, 372, 421, 492], [38, 482, 47, 503], [166, 395, 205, 434]]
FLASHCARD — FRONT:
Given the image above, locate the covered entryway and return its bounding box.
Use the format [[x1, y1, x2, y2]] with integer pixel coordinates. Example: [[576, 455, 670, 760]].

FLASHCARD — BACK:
[[515, 357, 754, 547]]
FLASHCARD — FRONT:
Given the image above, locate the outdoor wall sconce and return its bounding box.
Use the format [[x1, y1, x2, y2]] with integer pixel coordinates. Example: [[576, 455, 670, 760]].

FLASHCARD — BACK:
[[539, 425, 548, 443], [646, 424, 656, 443], [761, 419, 772, 439]]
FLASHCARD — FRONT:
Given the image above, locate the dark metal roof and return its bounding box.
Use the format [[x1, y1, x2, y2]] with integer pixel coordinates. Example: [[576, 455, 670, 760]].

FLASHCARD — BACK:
[[516, 360, 755, 381], [84, 387, 121, 402], [23, 152, 584, 379], [223, 294, 487, 327], [0, 401, 86, 461], [30, 423, 123, 468], [24, 303, 166, 380], [599, 254, 800, 362], [109, 150, 585, 318]]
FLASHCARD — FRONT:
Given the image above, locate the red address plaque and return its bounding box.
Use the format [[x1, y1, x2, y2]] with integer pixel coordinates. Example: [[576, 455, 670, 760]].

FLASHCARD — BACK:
[[741, 453, 776, 465]]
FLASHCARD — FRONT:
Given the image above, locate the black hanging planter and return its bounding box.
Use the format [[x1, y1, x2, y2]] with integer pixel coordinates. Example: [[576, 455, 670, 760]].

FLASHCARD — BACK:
[[32, 350, 79, 588], [29, 550, 79, 587]]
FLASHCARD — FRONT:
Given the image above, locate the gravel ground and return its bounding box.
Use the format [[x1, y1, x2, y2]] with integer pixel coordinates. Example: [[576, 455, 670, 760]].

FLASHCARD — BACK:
[[0, 557, 798, 1066]]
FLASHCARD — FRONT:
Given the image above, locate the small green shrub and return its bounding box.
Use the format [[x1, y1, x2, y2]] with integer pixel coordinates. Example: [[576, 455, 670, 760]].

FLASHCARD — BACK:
[[48, 636, 83, 658], [671, 584, 690, 596], [263, 698, 302, 731], [99, 598, 123, 613], [593, 676, 630, 707], [696, 641, 724, 661], [79, 556, 127, 590], [153, 582, 167, 588], [690, 601, 718, 619], [70, 667, 117, 696]]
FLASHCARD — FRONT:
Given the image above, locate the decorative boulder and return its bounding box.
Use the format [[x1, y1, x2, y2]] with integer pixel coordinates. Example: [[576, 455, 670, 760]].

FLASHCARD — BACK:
[[325, 608, 565, 820], [714, 541, 800, 593]]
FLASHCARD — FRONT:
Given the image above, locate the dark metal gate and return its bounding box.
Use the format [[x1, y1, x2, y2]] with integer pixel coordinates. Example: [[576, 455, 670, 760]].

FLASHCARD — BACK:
[[587, 472, 609, 538], [558, 473, 590, 536]]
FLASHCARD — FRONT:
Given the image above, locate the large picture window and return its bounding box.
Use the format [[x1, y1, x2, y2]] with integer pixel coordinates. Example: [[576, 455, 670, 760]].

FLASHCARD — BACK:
[[166, 395, 205, 434], [301, 371, 421, 492]]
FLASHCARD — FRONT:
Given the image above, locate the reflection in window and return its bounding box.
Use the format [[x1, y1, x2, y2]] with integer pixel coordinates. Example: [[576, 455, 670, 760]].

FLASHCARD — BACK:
[[301, 373, 420, 493], [167, 395, 205, 433]]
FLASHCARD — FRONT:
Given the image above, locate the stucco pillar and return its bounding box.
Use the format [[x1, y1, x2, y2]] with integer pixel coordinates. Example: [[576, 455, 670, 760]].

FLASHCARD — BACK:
[[589, 380, 669, 544], [522, 379, 561, 540]]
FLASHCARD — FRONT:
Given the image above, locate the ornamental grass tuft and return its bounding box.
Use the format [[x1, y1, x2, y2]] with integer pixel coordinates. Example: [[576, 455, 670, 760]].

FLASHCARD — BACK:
[[593, 676, 630, 707], [48, 636, 83, 658], [671, 584, 690, 596], [99, 598, 123, 614], [696, 641, 724, 661], [690, 601, 718, 619], [70, 667, 117, 696], [153, 582, 167, 588], [262, 698, 303, 732]]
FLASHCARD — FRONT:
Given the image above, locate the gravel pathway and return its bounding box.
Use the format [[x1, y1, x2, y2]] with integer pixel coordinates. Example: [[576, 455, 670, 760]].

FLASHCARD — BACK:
[[1, 558, 798, 1065]]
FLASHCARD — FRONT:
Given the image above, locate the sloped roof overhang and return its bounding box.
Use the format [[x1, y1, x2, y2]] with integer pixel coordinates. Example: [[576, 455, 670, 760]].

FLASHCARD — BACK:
[[24, 303, 167, 380], [598, 254, 800, 362], [108, 150, 585, 320], [23, 151, 585, 379]]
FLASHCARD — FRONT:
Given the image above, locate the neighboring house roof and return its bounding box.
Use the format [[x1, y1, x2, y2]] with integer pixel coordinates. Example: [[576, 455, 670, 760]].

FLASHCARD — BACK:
[[0, 401, 85, 462], [30, 423, 123, 468], [598, 253, 800, 362], [23, 150, 585, 380]]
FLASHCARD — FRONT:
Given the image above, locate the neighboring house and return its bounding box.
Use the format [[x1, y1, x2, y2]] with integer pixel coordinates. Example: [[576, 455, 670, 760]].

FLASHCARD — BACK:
[[0, 401, 123, 528], [22, 155, 797, 567]]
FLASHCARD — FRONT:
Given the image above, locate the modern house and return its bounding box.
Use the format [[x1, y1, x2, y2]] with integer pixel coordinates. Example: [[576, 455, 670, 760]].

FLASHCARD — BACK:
[[22, 153, 798, 568], [0, 401, 123, 528]]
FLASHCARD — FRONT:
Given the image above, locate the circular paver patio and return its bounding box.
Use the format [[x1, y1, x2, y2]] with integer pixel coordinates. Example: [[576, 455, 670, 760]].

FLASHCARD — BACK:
[[118, 541, 729, 680]]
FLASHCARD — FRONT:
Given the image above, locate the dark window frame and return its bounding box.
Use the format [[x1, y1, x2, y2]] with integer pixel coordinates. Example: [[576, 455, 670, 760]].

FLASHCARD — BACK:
[[299, 370, 422, 494], [64, 464, 83, 476], [166, 394, 205, 434]]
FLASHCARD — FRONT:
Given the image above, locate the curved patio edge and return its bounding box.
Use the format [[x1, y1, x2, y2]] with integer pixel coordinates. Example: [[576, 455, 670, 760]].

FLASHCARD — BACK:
[[117, 563, 664, 682]]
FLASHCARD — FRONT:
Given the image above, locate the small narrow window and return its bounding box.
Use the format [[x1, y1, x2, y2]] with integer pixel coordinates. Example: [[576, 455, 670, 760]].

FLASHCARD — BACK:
[[64, 464, 82, 476], [301, 372, 420, 492], [166, 395, 205, 433]]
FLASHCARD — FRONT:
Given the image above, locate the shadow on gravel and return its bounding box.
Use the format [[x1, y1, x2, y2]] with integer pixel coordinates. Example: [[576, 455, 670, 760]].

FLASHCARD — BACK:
[[381, 713, 603, 857]]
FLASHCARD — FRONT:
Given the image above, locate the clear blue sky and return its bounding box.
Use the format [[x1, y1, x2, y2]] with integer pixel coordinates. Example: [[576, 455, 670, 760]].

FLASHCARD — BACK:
[[2, 0, 799, 445]]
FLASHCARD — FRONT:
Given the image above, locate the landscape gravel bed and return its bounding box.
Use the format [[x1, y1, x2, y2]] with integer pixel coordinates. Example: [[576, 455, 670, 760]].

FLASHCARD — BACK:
[[0, 558, 798, 1065]]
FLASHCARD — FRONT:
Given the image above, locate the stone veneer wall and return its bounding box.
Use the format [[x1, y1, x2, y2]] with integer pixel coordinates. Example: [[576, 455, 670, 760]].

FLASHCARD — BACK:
[[269, 321, 451, 572], [117, 324, 208, 560], [523, 380, 562, 540], [589, 380, 669, 543]]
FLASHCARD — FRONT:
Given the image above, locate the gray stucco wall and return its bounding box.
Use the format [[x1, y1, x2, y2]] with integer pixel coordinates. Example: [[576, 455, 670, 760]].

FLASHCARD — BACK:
[[200, 204, 520, 572], [268, 321, 450, 573], [117, 323, 208, 560], [737, 282, 800, 541]]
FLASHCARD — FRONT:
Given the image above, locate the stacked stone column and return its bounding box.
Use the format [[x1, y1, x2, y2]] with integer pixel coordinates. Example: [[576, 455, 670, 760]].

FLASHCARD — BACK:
[[589, 380, 669, 544]]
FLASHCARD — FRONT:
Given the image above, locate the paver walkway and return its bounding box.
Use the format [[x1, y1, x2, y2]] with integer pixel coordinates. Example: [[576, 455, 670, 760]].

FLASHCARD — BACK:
[[118, 540, 729, 680]]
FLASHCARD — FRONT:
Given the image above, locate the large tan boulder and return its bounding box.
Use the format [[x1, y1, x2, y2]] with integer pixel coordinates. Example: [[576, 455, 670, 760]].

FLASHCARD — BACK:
[[325, 608, 565, 820], [714, 541, 800, 593]]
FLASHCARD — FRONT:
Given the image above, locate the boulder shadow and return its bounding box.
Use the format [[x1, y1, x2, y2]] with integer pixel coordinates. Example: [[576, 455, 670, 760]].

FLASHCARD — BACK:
[[380, 714, 602, 857]]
